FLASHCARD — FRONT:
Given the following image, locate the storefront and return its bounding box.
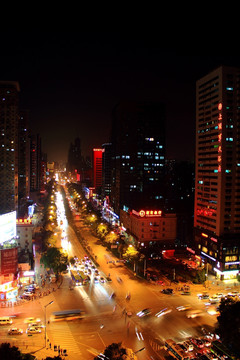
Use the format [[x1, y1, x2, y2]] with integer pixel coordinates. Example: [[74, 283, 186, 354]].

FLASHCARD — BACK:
[[0, 280, 18, 301]]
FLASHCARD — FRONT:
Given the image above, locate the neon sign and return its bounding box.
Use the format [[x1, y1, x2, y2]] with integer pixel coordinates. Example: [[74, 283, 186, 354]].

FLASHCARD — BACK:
[[133, 210, 162, 217], [197, 209, 213, 216], [218, 102, 222, 173]]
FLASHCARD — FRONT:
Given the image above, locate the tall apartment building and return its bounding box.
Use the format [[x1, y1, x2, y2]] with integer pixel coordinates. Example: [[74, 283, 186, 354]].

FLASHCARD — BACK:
[[18, 110, 30, 206], [30, 134, 41, 192], [194, 66, 240, 280], [0, 81, 20, 215], [102, 143, 112, 198], [110, 101, 166, 215]]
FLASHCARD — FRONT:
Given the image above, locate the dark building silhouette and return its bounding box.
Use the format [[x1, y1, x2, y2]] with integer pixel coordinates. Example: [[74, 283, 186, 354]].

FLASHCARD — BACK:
[[0, 81, 20, 215], [18, 110, 30, 210], [29, 134, 41, 192], [110, 101, 166, 215], [102, 143, 112, 198], [67, 137, 83, 174]]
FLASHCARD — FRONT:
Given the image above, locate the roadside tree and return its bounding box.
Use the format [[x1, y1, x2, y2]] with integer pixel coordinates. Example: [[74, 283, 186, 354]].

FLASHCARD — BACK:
[[40, 246, 68, 275]]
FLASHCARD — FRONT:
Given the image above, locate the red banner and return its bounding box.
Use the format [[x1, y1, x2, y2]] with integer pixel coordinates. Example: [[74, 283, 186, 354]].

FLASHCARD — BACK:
[[0, 248, 18, 275]]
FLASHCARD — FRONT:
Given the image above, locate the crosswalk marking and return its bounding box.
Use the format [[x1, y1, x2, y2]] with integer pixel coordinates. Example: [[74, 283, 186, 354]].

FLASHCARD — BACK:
[[47, 322, 80, 354]]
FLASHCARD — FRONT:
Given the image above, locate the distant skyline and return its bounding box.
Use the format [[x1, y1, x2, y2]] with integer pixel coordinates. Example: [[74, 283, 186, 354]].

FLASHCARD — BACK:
[[1, 30, 240, 163]]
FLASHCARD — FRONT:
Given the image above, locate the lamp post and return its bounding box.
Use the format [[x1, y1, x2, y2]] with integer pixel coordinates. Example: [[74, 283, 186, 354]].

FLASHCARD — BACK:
[[44, 300, 54, 347]]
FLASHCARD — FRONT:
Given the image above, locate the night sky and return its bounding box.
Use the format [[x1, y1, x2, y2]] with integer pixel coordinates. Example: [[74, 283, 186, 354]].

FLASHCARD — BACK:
[[1, 30, 240, 164]]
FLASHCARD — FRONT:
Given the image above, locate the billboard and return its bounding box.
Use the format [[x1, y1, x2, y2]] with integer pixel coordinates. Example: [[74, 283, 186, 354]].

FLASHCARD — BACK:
[[0, 211, 16, 244], [0, 248, 18, 275]]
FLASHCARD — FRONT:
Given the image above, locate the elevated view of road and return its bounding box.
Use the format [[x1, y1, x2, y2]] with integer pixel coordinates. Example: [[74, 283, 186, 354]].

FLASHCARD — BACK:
[[1, 185, 238, 360]]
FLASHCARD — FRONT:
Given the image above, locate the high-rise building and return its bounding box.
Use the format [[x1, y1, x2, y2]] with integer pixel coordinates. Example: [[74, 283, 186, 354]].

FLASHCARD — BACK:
[[18, 110, 30, 208], [194, 65, 240, 280], [67, 137, 83, 174], [0, 81, 20, 215], [92, 148, 103, 190], [110, 101, 166, 215], [102, 143, 112, 197], [30, 134, 41, 192]]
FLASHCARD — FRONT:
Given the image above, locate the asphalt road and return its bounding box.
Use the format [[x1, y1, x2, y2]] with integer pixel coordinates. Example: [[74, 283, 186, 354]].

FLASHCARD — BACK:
[[1, 189, 238, 360]]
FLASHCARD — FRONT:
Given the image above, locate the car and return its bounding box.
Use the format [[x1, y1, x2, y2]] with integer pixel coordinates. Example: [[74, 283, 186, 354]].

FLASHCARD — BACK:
[[8, 327, 23, 335], [155, 308, 172, 317], [161, 288, 173, 294], [99, 277, 105, 283], [215, 292, 224, 298], [201, 338, 211, 347], [183, 340, 194, 351], [176, 305, 191, 311], [94, 277, 99, 283], [28, 322, 44, 329], [190, 338, 205, 348], [23, 291, 34, 296], [209, 296, 220, 303], [26, 327, 41, 334], [186, 310, 204, 319], [198, 293, 209, 300], [136, 308, 151, 317], [24, 317, 41, 324]]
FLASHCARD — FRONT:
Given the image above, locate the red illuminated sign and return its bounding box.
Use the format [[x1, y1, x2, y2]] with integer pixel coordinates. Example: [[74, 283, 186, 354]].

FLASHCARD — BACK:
[[197, 209, 213, 216]]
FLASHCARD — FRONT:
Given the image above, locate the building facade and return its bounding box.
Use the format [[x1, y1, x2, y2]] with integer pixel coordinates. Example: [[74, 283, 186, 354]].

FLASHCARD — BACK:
[[0, 81, 20, 215], [120, 208, 177, 248], [92, 148, 103, 190], [194, 66, 240, 279], [110, 101, 166, 215]]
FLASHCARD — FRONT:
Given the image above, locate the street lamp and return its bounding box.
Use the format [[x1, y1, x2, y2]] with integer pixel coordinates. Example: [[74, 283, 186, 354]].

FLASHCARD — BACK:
[[44, 300, 54, 347]]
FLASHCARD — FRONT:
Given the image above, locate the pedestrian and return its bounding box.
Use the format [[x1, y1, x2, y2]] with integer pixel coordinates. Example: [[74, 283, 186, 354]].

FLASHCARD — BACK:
[[49, 343, 51, 349]]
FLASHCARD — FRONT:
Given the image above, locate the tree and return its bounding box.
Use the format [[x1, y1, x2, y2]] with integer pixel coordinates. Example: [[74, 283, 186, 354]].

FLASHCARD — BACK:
[[122, 245, 139, 261], [94, 342, 127, 360], [40, 246, 68, 274], [216, 297, 240, 356], [105, 231, 118, 244], [96, 223, 109, 239], [0, 343, 36, 360]]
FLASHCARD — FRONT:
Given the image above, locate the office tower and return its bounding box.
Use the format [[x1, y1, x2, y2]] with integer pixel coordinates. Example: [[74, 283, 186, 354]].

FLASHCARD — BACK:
[[110, 101, 166, 215], [92, 148, 103, 190], [0, 81, 20, 214], [194, 65, 240, 280], [67, 137, 83, 174], [18, 110, 30, 211], [30, 134, 42, 192], [102, 143, 112, 197]]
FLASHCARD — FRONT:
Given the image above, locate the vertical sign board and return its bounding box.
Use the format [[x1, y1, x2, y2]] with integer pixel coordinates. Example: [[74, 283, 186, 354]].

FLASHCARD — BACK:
[[0, 211, 16, 243], [0, 248, 18, 275]]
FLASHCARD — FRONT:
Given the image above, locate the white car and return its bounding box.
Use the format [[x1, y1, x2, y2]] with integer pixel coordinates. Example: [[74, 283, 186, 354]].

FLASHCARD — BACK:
[[155, 308, 172, 317], [186, 310, 204, 318], [26, 327, 41, 334], [176, 305, 191, 311]]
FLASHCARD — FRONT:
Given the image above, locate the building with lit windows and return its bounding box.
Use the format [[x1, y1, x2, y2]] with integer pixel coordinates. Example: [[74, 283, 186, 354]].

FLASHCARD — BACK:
[[194, 66, 240, 280], [93, 148, 103, 190], [110, 101, 166, 215], [120, 207, 177, 248], [0, 81, 20, 215]]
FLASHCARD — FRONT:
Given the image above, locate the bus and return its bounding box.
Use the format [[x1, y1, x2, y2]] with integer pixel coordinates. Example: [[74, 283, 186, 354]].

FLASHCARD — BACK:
[[50, 309, 83, 322], [78, 271, 90, 285], [70, 270, 82, 286], [211, 340, 235, 360], [164, 339, 190, 360]]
